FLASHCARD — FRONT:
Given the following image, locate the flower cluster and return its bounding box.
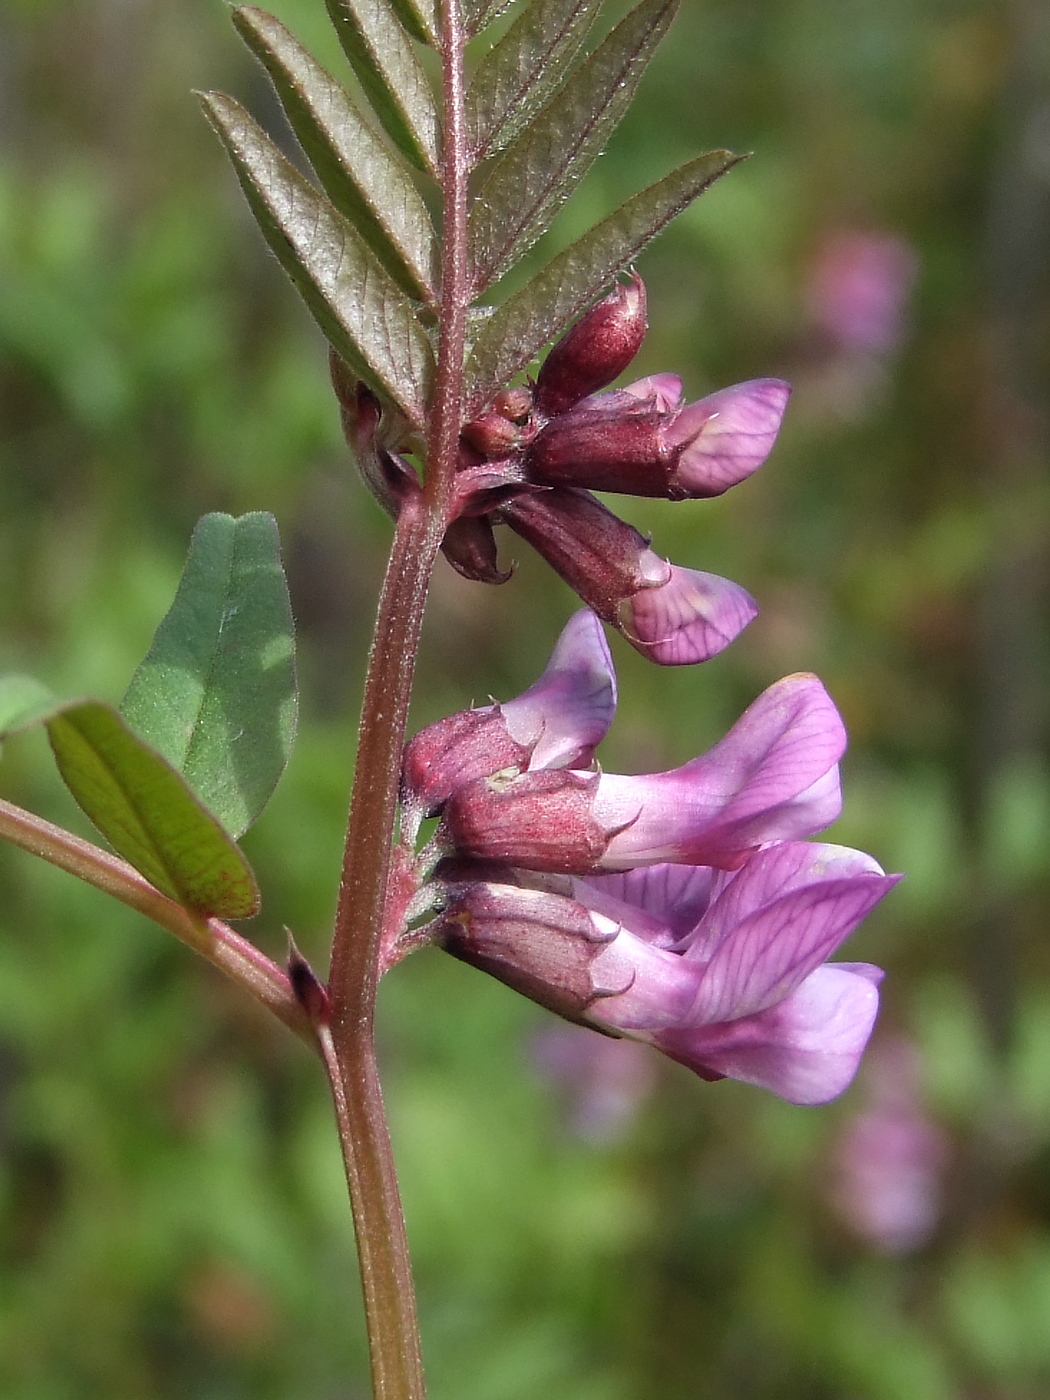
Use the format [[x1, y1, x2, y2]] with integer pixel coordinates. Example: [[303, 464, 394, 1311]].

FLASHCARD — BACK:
[[404, 613, 899, 1105], [338, 274, 790, 666]]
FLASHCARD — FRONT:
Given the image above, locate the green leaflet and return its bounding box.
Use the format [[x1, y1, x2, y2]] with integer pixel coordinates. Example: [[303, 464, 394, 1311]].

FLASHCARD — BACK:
[[469, 0, 679, 292], [0, 687, 259, 920], [233, 7, 439, 305], [201, 92, 434, 425], [121, 513, 297, 842], [48, 703, 260, 919], [325, 0, 441, 177], [467, 0, 602, 162], [387, 0, 438, 46], [466, 150, 741, 412]]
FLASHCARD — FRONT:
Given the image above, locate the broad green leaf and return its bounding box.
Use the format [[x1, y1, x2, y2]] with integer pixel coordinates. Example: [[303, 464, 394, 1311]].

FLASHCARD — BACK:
[[47, 702, 260, 919], [201, 92, 434, 424], [234, 7, 438, 305], [466, 150, 740, 412], [121, 513, 297, 841], [0, 675, 60, 744], [470, 0, 679, 292], [467, 0, 602, 161], [325, 0, 441, 177]]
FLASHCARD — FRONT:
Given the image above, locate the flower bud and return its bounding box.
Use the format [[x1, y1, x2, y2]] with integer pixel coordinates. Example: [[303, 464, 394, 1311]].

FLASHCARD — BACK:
[[535, 273, 648, 417], [403, 709, 532, 819], [440, 515, 512, 585], [527, 377, 791, 500], [502, 488, 756, 665], [461, 411, 534, 459], [492, 387, 534, 423]]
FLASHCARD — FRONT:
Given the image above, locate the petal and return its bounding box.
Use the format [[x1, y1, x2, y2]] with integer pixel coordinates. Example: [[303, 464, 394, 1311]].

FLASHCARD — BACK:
[[502, 610, 617, 769], [665, 379, 791, 497], [686, 865, 900, 1023], [656, 964, 881, 1104], [621, 564, 758, 665], [686, 841, 891, 960], [582, 863, 717, 941], [595, 674, 848, 868], [579, 373, 683, 414], [589, 921, 704, 1032]]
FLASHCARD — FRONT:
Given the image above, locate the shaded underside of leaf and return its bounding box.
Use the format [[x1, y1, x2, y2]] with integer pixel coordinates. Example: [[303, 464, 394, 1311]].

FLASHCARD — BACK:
[[47, 702, 259, 919], [233, 6, 439, 305], [121, 513, 297, 842], [469, 0, 679, 292], [466, 149, 741, 412], [324, 0, 441, 177], [201, 91, 434, 424], [467, 0, 602, 161]]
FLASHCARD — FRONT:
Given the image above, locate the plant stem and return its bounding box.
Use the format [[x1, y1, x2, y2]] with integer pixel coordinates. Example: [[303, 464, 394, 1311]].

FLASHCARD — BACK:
[[324, 4, 471, 1395], [0, 796, 311, 1041]]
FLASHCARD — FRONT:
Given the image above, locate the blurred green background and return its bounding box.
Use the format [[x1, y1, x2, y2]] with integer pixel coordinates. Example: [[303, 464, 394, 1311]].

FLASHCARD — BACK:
[[1, 0, 1049, 1395]]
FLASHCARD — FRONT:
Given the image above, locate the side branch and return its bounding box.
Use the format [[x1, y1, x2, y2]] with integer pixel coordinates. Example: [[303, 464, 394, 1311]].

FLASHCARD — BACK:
[[0, 796, 310, 1041]]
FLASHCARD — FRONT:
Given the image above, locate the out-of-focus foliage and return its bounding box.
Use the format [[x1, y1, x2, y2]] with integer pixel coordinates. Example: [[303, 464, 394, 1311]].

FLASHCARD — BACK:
[[1, 0, 1048, 1397]]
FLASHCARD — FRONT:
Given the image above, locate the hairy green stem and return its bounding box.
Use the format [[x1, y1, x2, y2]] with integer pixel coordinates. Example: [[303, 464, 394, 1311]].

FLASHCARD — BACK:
[[0, 796, 310, 1041], [324, 2, 472, 1397]]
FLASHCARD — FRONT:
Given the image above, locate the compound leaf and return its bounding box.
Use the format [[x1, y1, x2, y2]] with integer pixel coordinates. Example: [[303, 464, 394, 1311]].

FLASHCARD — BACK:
[[470, 0, 678, 292], [466, 149, 740, 412], [201, 91, 434, 424], [121, 513, 297, 842], [234, 7, 439, 304]]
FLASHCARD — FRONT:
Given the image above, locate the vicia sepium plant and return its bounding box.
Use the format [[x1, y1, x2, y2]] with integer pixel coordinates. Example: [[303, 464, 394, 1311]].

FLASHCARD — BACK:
[[0, 1, 899, 1397]]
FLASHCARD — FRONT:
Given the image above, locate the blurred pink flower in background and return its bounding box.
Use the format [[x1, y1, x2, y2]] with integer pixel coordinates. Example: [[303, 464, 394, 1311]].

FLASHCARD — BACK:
[[531, 1022, 657, 1142], [807, 230, 919, 357], [829, 1035, 948, 1254]]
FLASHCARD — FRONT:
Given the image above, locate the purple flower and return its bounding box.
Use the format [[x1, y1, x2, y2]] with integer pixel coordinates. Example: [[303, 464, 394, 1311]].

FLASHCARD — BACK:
[[437, 843, 895, 1105], [440, 672, 846, 873], [502, 486, 757, 666], [527, 375, 791, 500], [327, 274, 789, 666], [409, 613, 900, 1104], [402, 610, 616, 819]]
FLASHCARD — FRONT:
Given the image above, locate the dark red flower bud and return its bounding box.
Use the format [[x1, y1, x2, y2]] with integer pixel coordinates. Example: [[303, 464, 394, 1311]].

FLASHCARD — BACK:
[[403, 708, 532, 818], [492, 387, 533, 423], [461, 411, 534, 459], [440, 515, 512, 584], [535, 273, 648, 417]]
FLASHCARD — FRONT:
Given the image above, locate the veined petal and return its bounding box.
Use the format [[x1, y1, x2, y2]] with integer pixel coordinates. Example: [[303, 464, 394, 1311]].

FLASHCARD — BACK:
[[621, 564, 758, 665], [665, 379, 791, 497], [595, 674, 848, 868], [657, 964, 881, 1104], [502, 609, 616, 769], [686, 866, 900, 1023], [686, 841, 891, 961], [582, 863, 718, 941]]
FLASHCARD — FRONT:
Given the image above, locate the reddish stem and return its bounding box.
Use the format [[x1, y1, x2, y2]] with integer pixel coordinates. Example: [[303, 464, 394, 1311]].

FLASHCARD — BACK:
[[323, 2, 472, 1397]]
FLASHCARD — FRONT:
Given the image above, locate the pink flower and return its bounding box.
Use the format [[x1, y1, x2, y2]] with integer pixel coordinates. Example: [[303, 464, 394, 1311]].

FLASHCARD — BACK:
[[436, 843, 895, 1105], [527, 375, 791, 499], [404, 616, 899, 1105]]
